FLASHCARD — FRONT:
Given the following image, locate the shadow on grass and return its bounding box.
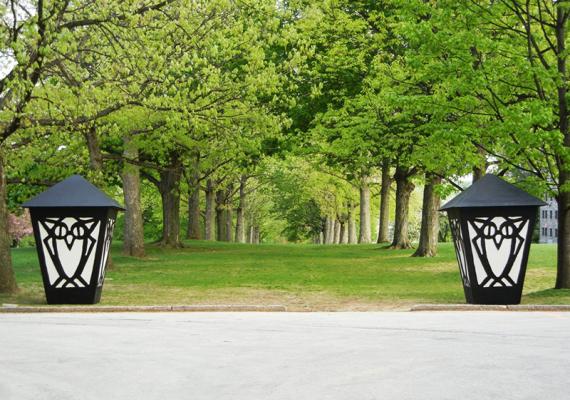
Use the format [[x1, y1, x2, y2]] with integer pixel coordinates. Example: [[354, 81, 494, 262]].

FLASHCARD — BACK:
[[523, 288, 570, 304], [0, 288, 47, 305], [525, 288, 569, 298]]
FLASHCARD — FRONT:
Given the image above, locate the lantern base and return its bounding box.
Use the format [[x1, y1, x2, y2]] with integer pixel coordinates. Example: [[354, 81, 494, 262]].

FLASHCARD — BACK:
[[44, 286, 103, 305], [464, 285, 523, 305]]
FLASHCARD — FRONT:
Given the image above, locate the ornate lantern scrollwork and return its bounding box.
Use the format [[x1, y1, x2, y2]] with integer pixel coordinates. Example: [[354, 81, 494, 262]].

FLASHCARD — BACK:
[[23, 175, 124, 304], [441, 175, 545, 305]]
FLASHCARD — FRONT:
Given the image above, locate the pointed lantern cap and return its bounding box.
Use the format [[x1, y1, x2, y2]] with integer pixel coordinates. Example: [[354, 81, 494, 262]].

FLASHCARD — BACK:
[[22, 175, 124, 210], [440, 174, 546, 211]]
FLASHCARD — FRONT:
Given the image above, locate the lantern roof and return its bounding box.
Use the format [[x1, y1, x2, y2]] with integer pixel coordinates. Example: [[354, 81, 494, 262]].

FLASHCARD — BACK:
[[22, 175, 124, 210], [440, 174, 546, 210]]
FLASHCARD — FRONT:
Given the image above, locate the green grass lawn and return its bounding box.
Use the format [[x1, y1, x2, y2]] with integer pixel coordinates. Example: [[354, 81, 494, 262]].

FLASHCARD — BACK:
[[2, 241, 569, 310]]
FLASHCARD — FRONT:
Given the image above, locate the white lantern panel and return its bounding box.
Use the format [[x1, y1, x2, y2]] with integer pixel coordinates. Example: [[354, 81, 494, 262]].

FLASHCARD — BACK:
[[450, 217, 470, 286], [98, 218, 116, 286], [509, 227, 528, 284], [467, 216, 529, 287], [38, 222, 58, 286], [38, 217, 100, 288]]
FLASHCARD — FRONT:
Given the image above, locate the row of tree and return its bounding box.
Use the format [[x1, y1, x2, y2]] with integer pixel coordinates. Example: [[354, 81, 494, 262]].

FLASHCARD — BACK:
[[1, 0, 570, 294]]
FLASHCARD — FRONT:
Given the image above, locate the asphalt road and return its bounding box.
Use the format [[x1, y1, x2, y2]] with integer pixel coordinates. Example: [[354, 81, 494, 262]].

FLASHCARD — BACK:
[[0, 312, 569, 400]]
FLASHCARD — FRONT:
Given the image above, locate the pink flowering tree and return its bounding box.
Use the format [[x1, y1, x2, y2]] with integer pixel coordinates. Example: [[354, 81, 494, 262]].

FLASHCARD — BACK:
[[8, 210, 33, 247]]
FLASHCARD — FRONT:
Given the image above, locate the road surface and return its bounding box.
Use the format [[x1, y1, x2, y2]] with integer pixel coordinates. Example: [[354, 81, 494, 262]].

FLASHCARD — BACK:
[[0, 312, 568, 399]]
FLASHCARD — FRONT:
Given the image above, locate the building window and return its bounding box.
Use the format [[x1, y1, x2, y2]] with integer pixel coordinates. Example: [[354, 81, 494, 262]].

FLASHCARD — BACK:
[[555, 229, 558, 237], [543, 228, 547, 236], [550, 210, 553, 219], [543, 210, 548, 218], [550, 228, 553, 237]]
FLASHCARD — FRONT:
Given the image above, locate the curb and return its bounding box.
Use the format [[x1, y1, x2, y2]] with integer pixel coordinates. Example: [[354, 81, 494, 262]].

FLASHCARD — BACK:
[[3, 304, 569, 313], [411, 304, 570, 312], [0, 305, 288, 313]]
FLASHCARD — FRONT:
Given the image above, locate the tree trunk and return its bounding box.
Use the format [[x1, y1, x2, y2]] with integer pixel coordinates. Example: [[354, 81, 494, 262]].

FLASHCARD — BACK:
[[121, 135, 145, 257], [225, 206, 233, 242], [224, 186, 233, 242], [235, 176, 247, 243], [557, 192, 570, 288], [313, 233, 321, 244], [84, 126, 114, 267], [84, 126, 103, 171], [216, 189, 226, 241], [204, 179, 216, 240], [412, 174, 441, 257], [0, 152, 17, 293], [323, 216, 332, 244], [186, 154, 201, 240], [472, 146, 487, 183], [333, 218, 341, 244], [556, 5, 570, 289], [187, 185, 201, 240], [348, 203, 357, 244], [359, 179, 371, 243], [472, 167, 484, 183], [158, 156, 183, 248], [377, 160, 391, 243], [340, 221, 348, 244], [251, 226, 260, 244], [391, 167, 415, 249]]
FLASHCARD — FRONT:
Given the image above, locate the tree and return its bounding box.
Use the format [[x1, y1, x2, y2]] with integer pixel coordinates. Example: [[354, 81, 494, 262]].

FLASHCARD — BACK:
[[412, 174, 441, 257], [8, 210, 32, 247], [0, 0, 177, 292], [400, 0, 570, 285]]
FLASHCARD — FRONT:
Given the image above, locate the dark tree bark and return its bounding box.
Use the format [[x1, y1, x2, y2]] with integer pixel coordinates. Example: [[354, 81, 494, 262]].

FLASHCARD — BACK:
[[157, 155, 183, 248], [556, 4, 570, 289], [235, 176, 247, 243], [216, 189, 226, 241], [121, 135, 145, 257], [413, 175, 441, 257], [359, 178, 371, 243], [391, 166, 415, 249], [83, 126, 115, 268], [377, 160, 391, 243], [0, 152, 17, 293], [340, 220, 348, 244], [224, 185, 234, 242], [472, 167, 484, 183], [472, 147, 486, 183], [204, 179, 216, 240], [557, 193, 570, 288], [186, 154, 201, 240], [84, 126, 103, 171]]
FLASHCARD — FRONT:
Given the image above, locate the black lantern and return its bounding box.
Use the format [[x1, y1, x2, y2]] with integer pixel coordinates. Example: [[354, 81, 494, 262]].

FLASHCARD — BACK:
[[440, 174, 546, 305], [23, 175, 124, 304]]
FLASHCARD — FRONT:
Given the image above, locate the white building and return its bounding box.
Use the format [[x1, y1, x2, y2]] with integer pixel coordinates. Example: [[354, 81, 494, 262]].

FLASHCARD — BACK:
[[539, 197, 558, 244]]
